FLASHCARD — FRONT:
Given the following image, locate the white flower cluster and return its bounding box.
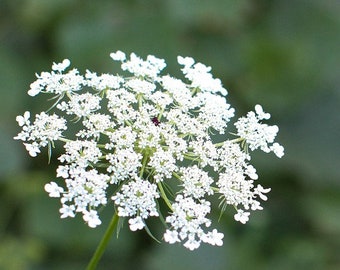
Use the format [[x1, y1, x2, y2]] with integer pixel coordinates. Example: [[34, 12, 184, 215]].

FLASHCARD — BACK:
[[234, 104, 284, 158], [14, 111, 67, 157], [14, 51, 284, 250]]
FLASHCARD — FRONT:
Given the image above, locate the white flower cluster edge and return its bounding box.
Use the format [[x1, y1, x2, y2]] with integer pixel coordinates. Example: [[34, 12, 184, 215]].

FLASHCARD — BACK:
[[14, 51, 284, 250]]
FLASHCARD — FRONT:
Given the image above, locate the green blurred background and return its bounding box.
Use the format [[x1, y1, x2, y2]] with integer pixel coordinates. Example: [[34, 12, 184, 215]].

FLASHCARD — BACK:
[[1, 0, 339, 269]]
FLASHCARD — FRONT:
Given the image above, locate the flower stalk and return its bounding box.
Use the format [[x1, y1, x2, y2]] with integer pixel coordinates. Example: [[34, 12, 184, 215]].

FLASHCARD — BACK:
[[86, 212, 119, 270]]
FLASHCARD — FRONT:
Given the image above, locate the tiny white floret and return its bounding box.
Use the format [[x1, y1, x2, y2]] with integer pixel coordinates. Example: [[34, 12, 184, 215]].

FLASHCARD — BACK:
[[110, 50, 126, 61], [83, 210, 102, 228], [52, 59, 71, 72], [234, 209, 250, 224], [44, 182, 63, 197]]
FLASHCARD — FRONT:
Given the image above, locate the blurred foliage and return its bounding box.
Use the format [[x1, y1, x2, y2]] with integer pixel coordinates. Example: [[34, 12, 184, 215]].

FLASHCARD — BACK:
[[1, 0, 339, 269]]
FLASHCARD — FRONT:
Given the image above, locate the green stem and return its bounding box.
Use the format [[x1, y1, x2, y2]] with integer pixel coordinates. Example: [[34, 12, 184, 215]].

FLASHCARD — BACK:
[[214, 137, 244, 147], [140, 153, 149, 178], [58, 137, 73, 143], [157, 182, 173, 211], [86, 212, 119, 270]]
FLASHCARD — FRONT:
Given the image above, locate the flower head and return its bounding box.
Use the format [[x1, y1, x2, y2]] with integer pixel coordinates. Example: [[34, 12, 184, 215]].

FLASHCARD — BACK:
[[15, 51, 284, 249], [235, 105, 284, 157], [52, 59, 71, 72], [28, 59, 85, 97], [112, 178, 160, 231]]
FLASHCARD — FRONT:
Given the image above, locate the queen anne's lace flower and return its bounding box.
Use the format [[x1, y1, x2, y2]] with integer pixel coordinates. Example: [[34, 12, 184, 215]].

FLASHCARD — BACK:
[[234, 104, 284, 157], [51, 164, 110, 227], [125, 78, 156, 96], [45, 181, 64, 197], [149, 148, 177, 182], [14, 111, 67, 156], [234, 209, 250, 224], [197, 92, 235, 133], [77, 113, 112, 139], [112, 178, 159, 231], [110, 50, 126, 61], [28, 65, 85, 97], [120, 53, 166, 79], [178, 56, 228, 96], [85, 71, 123, 91], [106, 148, 142, 183], [58, 140, 102, 168], [15, 51, 284, 249], [164, 195, 217, 250], [57, 93, 101, 118], [180, 166, 214, 199], [83, 210, 102, 228], [52, 59, 71, 72]]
